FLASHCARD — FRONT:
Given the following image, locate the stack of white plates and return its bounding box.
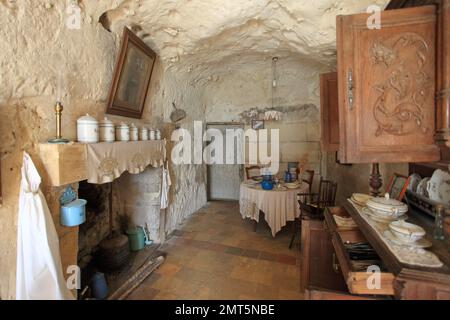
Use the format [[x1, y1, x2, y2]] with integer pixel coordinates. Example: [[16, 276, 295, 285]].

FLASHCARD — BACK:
[[333, 215, 357, 229], [350, 193, 373, 207], [285, 182, 301, 189]]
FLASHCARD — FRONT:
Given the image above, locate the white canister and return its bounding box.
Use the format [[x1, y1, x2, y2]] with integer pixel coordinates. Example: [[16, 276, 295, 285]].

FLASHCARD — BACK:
[[156, 129, 161, 140], [99, 117, 115, 142], [139, 127, 148, 141], [77, 114, 99, 143], [149, 129, 156, 140], [130, 123, 139, 141], [115, 123, 130, 141]]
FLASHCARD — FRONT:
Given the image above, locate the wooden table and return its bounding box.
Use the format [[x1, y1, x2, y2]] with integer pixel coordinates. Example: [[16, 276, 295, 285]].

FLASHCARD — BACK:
[[239, 182, 308, 237]]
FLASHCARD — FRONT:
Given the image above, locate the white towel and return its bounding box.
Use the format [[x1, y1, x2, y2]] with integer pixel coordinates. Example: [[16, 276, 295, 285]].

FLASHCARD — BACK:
[[16, 152, 74, 300], [160, 162, 171, 209]]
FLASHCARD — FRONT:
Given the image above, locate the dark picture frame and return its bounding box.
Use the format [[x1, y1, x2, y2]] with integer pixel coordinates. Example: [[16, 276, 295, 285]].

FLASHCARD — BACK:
[[106, 27, 156, 119], [386, 173, 411, 201]]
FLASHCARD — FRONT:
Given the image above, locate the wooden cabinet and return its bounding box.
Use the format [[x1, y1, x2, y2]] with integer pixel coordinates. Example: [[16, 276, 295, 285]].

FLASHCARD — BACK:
[[337, 6, 440, 164], [300, 216, 347, 294], [320, 72, 340, 151]]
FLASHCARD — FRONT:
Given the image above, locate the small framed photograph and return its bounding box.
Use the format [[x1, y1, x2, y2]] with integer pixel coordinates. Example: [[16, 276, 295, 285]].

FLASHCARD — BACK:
[[252, 119, 265, 130], [386, 173, 410, 201]]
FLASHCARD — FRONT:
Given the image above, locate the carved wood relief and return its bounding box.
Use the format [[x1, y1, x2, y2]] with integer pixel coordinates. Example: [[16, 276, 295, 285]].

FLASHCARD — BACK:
[[371, 33, 433, 137]]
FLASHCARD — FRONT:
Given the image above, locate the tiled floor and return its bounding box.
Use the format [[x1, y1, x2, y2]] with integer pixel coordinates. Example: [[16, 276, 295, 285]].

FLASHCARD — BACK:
[[127, 201, 304, 300]]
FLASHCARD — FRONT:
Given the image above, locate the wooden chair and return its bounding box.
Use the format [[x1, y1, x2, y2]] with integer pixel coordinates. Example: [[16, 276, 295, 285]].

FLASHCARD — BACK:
[[245, 166, 262, 180], [301, 170, 315, 193], [289, 177, 338, 249]]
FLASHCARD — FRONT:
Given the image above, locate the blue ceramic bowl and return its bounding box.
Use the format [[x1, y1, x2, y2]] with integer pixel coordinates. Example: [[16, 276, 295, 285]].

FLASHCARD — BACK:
[[60, 199, 87, 227]]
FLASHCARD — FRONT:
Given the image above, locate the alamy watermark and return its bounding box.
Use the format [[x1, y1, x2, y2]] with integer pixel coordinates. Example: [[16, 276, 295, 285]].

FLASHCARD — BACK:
[[171, 121, 280, 174], [66, 0, 81, 30], [367, 5, 382, 30]]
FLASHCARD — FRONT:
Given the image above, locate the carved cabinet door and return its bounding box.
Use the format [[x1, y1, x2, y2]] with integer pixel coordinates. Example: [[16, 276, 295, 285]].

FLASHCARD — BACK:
[[337, 6, 440, 164], [320, 72, 340, 152]]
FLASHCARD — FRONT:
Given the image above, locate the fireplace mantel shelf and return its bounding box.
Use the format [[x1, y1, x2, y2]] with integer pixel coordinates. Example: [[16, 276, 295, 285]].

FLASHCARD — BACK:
[[39, 140, 166, 187]]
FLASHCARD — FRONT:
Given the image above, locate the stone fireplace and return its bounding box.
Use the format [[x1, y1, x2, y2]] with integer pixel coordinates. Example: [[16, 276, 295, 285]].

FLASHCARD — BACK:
[[77, 167, 163, 270]]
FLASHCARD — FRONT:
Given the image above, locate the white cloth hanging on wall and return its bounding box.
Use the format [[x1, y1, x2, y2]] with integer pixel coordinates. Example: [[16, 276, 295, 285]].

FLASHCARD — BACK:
[[16, 152, 74, 300], [160, 161, 171, 209]]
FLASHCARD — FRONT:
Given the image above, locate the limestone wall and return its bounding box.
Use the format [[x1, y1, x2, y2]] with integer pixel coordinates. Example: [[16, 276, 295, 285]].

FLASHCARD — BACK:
[[0, 1, 206, 299]]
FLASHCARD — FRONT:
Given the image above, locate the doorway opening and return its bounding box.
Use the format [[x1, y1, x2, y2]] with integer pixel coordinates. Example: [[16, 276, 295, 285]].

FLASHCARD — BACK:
[[206, 122, 245, 201]]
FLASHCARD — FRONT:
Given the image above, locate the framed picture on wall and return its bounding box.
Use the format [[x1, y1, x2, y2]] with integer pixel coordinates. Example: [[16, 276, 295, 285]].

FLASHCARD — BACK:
[[252, 119, 265, 130], [106, 27, 157, 119]]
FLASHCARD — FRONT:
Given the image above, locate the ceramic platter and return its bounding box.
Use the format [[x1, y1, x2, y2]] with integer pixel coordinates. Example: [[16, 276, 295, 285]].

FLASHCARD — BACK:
[[362, 207, 407, 224], [416, 177, 430, 197], [428, 169, 450, 206], [383, 230, 432, 248], [407, 173, 422, 192], [351, 193, 373, 207]]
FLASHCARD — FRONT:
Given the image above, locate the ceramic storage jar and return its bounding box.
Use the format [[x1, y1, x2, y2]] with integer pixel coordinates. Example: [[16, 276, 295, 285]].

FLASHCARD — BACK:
[[116, 122, 130, 141], [99, 117, 115, 142], [130, 123, 139, 141], [139, 127, 148, 141], [77, 114, 99, 143]]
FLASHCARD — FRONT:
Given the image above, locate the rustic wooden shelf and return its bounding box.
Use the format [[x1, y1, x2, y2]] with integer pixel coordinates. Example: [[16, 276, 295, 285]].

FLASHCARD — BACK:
[[39, 143, 88, 187], [344, 201, 450, 299]]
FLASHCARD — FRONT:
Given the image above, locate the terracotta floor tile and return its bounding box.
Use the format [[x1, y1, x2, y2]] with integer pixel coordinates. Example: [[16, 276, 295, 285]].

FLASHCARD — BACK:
[[225, 246, 243, 256], [155, 262, 182, 277], [128, 201, 303, 300], [126, 285, 160, 300]]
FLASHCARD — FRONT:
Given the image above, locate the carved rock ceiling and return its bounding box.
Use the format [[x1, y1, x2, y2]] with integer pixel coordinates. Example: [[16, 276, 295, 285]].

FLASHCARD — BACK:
[[102, 0, 390, 75]]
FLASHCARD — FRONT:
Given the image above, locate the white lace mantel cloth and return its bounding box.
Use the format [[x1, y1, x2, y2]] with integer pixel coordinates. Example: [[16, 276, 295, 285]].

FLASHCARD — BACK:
[[240, 183, 308, 237], [348, 199, 443, 268], [86, 140, 166, 184]]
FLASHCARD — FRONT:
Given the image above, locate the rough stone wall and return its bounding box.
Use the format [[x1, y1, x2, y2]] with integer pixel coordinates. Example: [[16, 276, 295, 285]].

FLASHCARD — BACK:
[[325, 153, 409, 205], [0, 1, 206, 299]]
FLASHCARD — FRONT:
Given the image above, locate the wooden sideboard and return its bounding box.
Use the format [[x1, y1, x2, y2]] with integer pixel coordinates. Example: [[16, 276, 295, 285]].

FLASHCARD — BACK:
[[302, 205, 450, 300]]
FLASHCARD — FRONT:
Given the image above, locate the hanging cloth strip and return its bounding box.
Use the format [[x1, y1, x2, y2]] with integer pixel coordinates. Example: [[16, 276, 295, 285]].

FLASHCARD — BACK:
[[160, 161, 171, 209], [16, 152, 74, 300]]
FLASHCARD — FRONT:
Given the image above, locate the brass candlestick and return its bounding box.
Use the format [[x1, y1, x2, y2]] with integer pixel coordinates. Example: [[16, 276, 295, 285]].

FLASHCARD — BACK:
[[48, 101, 69, 144]]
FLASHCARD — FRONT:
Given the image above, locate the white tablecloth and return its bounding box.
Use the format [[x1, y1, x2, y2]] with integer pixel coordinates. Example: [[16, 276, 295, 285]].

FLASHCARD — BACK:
[[239, 182, 308, 237]]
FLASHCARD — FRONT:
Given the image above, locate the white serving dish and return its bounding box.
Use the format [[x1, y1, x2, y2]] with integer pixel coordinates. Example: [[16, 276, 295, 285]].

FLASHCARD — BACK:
[[77, 114, 99, 143], [115, 123, 130, 141], [389, 220, 426, 243], [139, 127, 148, 141], [383, 230, 432, 248], [130, 123, 139, 141], [351, 193, 373, 206], [366, 193, 408, 219], [362, 207, 407, 223], [99, 117, 115, 142], [427, 169, 450, 206]]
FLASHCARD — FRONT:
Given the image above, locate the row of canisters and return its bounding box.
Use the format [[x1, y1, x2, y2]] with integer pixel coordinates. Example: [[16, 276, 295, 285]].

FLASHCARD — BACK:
[[77, 114, 162, 143]]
